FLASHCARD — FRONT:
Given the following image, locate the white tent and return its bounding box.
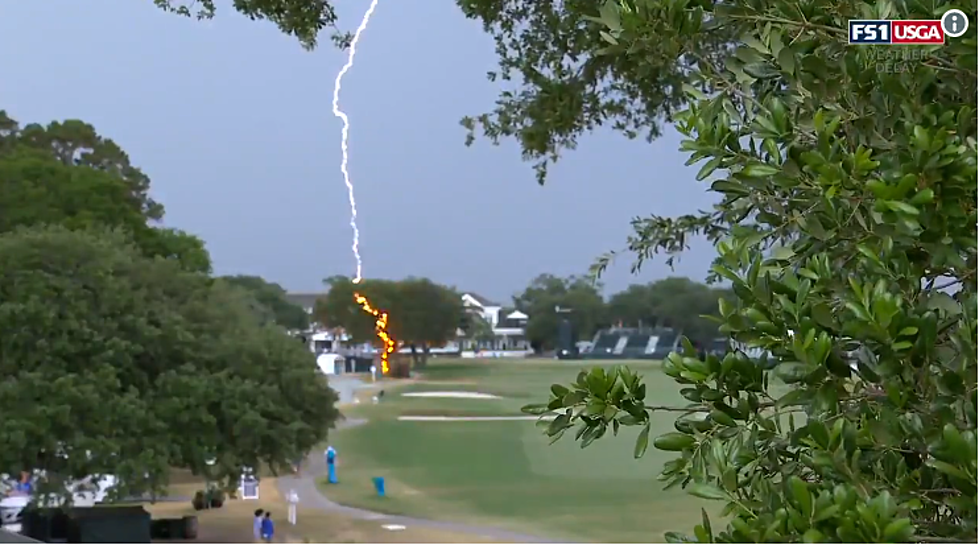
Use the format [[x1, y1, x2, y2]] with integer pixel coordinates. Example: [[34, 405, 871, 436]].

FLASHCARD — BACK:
[[316, 353, 344, 375]]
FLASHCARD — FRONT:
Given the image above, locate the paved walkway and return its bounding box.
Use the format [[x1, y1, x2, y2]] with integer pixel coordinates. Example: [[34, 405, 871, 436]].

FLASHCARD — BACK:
[[276, 417, 557, 543]]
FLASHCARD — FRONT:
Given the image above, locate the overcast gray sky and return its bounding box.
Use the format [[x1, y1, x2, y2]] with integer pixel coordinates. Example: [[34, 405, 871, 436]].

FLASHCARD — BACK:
[[0, 0, 717, 303]]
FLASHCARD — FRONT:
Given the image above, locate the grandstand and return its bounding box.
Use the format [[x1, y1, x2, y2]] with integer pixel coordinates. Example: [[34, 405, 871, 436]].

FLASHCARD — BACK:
[[578, 327, 682, 360]]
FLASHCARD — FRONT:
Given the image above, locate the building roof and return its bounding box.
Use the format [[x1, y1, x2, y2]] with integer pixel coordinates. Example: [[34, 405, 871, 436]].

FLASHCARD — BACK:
[[285, 292, 325, 310], [461, 292, 500, 307]]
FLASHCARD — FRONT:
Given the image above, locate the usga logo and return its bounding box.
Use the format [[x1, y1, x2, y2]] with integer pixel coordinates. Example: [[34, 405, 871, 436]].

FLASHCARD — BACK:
[[849, 20, 945, 44]]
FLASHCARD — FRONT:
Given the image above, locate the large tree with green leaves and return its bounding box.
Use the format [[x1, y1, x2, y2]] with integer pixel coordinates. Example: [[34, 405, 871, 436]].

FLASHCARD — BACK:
[[516, 1, 976, 543], [0, 226, 339, 501], [0, 111, 211, 274], [395, 277, 466, 367], [220, 275, 310, 331]]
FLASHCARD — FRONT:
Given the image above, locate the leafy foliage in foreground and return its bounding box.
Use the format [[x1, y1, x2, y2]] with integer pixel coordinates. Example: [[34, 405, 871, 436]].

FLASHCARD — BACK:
[[523, 0, 977, 542]]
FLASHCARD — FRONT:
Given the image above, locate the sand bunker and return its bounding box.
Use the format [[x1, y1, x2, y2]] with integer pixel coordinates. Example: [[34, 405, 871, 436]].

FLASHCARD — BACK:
[[401, 391, 501, 400], [398, 415, 557, 422]]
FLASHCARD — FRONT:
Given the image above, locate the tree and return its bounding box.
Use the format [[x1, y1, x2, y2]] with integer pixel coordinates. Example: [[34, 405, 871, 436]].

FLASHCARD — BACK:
[[0, 112, 161, 220], [0, 112, 211, 274], [152, 0, 350, 51], [315, 275, 399, 344], [514, 274, 607, 352], [520, 1, 976, 543], [456, 0, 734, 184], [0, 226, 339, 501], [316, 276, 465, 367], [395, 277, 466, 367], [220, 275, 310, 331]]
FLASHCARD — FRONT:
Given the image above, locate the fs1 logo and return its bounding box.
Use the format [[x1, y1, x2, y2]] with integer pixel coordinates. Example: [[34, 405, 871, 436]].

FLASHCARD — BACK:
[[849, 20, 944, 44]]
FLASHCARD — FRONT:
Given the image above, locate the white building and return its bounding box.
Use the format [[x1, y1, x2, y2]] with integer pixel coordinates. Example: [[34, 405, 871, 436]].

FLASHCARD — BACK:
[[457, 292, 532, 358]]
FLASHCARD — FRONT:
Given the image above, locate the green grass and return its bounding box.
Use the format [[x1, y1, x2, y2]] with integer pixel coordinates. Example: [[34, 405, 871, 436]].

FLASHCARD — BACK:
[[322, 359, 713, 542]]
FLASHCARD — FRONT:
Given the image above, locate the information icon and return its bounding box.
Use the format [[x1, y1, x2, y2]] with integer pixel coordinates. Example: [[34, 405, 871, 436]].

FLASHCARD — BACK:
[[941, 9, 969, 38]]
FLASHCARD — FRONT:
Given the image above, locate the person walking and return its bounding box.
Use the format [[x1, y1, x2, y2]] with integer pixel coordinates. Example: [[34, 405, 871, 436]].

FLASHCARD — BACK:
[[260, 511, 275, 542], [252, 509, 264, 542]]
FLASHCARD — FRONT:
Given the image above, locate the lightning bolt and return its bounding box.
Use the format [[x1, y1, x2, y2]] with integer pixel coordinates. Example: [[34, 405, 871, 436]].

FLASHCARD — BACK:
[[331, 0, 395, 375], [331, 0, 379, 283]]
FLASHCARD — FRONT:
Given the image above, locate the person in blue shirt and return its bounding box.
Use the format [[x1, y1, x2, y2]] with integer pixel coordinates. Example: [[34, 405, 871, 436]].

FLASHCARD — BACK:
[[253, 509, 264, 542], [260, 512, 274, 542]]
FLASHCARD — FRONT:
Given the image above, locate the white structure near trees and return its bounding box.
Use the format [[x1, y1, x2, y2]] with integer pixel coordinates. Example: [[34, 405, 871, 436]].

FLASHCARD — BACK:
[[457, 292, 532, 357]]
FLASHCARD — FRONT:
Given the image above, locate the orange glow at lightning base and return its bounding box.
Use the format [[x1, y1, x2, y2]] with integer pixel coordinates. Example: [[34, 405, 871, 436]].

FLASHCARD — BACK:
[[332, 0, 393, 374], [353, 287, 395, 375]]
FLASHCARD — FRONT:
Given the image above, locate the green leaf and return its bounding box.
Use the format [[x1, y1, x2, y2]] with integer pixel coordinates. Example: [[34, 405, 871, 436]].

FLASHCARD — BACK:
[[742, 163, 779, 177], [664, 532, 693, 543], [697, 157, 723, 181], [700, 508, 713, 541], [882, 518, 913, 542], [942, 424, 972, 463], [925, 459, 969, 480], [789, 476, 812, 516], [802, 529, 825, 543], [682, 83, 707, 101], [777, 46, 796, 73], [562, 390, 588, 406], [653, 432, 696, 452], [742, 62, 780, 79], [634, 422, 651, 458], [688, 483, 727, 501], [550, 384, 570, 398], [521, 403, 551, 415]]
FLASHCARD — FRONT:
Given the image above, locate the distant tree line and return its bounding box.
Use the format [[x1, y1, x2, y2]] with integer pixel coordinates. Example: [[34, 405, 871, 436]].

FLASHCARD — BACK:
[[514, 274, 733, 352], [0, 111, 338, 501], [313, 271, 732, 358]]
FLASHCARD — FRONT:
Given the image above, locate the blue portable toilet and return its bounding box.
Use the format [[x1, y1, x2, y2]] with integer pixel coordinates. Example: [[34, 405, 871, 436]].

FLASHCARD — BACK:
[[372, 477, 385, 497]]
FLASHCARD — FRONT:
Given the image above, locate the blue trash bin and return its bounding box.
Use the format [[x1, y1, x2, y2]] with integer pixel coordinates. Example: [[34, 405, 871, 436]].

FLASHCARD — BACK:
[[372, 477, 386, 497]]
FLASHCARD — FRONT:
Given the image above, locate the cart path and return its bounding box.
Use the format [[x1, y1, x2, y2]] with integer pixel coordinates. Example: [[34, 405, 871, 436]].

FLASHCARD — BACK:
[[275, 417, 560, 543]]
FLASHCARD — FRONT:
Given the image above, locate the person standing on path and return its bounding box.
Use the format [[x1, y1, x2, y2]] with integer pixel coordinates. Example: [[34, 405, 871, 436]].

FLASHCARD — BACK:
[[260, 511, 275, 542], [286, 489, 299, 526], [252, 509, 264, 542], [325, 446, 338, 484]]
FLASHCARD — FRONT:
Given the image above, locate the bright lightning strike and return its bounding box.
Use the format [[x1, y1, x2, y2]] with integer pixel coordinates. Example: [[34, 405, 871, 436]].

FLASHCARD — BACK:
[[331, 0, 379, 284], [331, 0, 396, 375]]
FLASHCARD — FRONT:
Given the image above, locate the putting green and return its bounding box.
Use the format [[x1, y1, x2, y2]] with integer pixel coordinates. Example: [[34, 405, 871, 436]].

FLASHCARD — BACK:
[[322, 359, 713, 542]]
